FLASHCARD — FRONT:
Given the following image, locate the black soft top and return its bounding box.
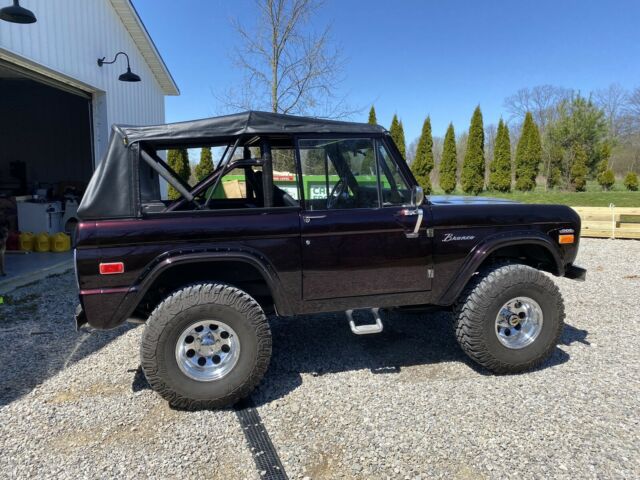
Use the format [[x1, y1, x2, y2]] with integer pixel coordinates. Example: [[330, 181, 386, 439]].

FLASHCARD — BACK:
[[78, 111, 386, 220], [117, 110, 385, 144]]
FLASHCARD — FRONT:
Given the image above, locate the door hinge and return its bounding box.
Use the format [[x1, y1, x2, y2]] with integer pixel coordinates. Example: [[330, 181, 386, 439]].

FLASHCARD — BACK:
[[426, 228, 434, 238], [427, 268, 434, 278]]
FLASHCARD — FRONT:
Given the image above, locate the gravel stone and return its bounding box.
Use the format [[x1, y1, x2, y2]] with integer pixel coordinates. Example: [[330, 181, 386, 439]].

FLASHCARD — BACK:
[[0, 238, 638, 479]]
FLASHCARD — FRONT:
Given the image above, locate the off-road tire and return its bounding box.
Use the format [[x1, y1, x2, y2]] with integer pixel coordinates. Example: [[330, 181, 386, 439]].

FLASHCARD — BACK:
[[453, 263, 564, 373], [140, 283, 271, 409]]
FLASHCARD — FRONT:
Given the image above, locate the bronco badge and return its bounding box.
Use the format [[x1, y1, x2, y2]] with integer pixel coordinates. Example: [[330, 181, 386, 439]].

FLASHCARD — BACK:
[[442, 233, 476, 242]]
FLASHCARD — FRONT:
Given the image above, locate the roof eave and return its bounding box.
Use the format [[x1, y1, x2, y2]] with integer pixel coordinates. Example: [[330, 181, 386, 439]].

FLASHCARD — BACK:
[[109, 0, 179, 96]]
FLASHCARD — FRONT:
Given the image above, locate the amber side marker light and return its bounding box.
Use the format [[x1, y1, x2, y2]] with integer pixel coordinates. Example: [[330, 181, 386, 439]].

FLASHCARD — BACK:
[[99, 262, 125, 275], [558, 234, 575, 244]]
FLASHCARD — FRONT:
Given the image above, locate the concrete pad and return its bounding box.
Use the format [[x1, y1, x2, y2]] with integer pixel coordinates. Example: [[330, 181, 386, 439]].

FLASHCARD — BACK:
[[0, 251, 73, 295]]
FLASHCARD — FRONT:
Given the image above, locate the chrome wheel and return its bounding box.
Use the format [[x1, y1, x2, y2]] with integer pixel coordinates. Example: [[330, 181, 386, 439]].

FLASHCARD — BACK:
[[495, 297, 544, 349], [175, 320, 240, 381]]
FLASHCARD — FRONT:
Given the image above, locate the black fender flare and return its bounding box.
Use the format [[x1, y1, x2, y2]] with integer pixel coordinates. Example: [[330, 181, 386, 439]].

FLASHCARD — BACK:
[[112, 247, 293, 323], [437, 230, 564, 306]]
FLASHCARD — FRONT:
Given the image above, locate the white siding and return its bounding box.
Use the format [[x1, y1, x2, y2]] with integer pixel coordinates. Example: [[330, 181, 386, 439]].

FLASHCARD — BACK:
[[0, 0, 167, 163]]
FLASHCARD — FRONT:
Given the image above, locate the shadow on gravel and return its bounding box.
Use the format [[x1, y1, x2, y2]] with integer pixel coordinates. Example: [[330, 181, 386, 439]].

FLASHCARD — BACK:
[[0, 300, 135, 407], [249, 311, 578, 407]]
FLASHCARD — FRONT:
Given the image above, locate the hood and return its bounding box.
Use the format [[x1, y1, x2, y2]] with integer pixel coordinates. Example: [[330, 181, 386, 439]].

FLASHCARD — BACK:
[[428, 195, 520, 205]]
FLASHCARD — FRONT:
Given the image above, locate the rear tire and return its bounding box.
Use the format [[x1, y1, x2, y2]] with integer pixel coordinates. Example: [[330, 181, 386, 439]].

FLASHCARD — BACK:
[[453, 263, 564, 373], [140, 283, 271, 410]]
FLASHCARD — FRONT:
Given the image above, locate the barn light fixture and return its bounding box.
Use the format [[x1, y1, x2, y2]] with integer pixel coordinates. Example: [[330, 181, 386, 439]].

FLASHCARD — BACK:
[[0, 0, 37, 24], [97, 51, 141, 82]]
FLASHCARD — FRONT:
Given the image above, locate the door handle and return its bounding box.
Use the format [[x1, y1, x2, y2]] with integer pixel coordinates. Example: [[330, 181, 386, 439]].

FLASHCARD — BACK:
[[399, 208, 423, 238], [303, 214, 327, 223]]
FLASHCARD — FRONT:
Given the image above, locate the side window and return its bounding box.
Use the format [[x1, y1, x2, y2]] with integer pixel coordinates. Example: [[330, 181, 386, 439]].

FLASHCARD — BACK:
[[299, 138, 379, 210], [377, 141, 411, 205]]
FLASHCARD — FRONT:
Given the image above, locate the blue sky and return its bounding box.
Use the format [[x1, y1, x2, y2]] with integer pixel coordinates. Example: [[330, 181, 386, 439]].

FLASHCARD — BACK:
[[134, 0, 640, 143]]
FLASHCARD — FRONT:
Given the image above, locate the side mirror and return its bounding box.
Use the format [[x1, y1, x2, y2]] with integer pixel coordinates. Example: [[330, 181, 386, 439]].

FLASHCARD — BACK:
[[411, 185, 424, 207]]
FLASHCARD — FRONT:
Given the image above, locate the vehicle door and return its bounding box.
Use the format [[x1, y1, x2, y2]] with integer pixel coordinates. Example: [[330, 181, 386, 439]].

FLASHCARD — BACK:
[[298, 136, 432, 301]]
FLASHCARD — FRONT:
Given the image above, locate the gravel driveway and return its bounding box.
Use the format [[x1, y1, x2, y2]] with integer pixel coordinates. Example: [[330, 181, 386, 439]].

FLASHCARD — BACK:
[[0, 238, 638, 479]]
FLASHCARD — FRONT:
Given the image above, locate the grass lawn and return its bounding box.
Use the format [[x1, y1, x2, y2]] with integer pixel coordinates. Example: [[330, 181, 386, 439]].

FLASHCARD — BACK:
[[431, 181, 640, 207]]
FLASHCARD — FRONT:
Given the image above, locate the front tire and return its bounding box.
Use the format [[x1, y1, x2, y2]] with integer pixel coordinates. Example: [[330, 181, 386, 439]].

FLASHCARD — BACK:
[[453, 263, 565, 373], [140, 283, 271, 410]]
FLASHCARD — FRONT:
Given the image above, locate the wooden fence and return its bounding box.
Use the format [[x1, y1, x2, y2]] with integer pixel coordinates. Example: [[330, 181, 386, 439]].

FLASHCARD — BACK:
[[573, 206, 640, 239]]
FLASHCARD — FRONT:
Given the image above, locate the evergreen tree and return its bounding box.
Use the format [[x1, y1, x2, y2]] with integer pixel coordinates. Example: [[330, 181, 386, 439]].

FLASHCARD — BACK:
[[624, 172, 639, 191], [167, 148, 190, 200], [595, 143, 614, 190], [368, 106, 377, 125], [515, 112, 542, 191], [439, 123, 457, 194], [389, 114, 406, 159], [488, 119, 512, 192], [411, 116, 435, 193], [570, 144, 588, 192], [195, 147, 214, 182], [546, 144, 564, 189], [461, 106, 485, 195]]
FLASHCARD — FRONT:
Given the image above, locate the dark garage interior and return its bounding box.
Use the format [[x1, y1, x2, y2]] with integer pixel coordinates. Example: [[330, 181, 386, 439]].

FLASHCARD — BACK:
[[0, 61, 94, 237]]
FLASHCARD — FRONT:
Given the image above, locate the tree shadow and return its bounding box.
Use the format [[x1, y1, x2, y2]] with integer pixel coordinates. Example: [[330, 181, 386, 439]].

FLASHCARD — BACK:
[[247, 310, 574, 407], [0, 284, 135, 407], [128, 311, 584, 409]]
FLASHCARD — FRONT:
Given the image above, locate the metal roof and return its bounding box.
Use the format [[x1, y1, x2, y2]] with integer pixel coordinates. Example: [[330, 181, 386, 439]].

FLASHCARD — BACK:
[[109, 0, 179, 96]]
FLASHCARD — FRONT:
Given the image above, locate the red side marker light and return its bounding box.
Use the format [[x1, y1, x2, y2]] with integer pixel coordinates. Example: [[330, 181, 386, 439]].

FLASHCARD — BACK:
[[99, 262, 125, 275]]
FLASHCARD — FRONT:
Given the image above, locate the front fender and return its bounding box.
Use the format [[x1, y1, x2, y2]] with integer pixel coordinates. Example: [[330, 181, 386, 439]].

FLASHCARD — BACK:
[[436, 230, 564, 306]]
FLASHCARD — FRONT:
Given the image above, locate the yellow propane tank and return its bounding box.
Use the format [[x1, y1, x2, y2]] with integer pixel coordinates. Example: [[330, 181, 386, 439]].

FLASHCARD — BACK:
[[34, 232, 51, 252], [51, 232, 71, 252], [19, 232, 35, 252]]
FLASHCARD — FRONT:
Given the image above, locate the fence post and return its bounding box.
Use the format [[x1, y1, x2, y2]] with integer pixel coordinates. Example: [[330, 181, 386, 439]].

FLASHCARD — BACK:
[[609, 203, 616, 239]]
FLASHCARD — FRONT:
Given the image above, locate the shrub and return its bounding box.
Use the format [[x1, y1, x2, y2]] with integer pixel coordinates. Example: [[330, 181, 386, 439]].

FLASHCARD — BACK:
[[624, 172, 639, 191]]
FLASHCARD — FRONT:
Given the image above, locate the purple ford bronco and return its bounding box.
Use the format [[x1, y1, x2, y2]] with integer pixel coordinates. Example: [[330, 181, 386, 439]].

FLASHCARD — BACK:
[[74, 111, 586, 409]]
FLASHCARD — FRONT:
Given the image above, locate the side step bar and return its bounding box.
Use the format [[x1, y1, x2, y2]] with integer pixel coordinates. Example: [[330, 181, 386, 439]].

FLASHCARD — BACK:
[[347, 308, 384, 335]]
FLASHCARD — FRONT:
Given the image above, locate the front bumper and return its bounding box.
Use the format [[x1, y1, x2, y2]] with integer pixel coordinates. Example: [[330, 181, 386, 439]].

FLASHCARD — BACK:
[[564, 265, 587, 281]]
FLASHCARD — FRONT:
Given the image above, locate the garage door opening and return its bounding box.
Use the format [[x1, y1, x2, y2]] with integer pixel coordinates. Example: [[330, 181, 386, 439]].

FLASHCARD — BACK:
[[0, 60, 94, 242], [0, 62, 94, 197]]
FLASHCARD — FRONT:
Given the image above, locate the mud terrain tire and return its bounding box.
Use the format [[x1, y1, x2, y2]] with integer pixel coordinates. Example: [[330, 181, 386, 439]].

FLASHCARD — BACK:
[[140, 283, 271, 409], [453, 263, 564, 373]]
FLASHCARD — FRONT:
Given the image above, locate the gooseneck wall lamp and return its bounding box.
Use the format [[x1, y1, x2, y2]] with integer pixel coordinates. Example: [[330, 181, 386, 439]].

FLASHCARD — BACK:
[[0, 0, 37, 23], [97, 51, 141, 82]]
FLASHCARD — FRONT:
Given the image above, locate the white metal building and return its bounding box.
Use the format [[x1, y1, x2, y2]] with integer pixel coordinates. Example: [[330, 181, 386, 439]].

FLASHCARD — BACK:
[[0, 0, 178, 203]]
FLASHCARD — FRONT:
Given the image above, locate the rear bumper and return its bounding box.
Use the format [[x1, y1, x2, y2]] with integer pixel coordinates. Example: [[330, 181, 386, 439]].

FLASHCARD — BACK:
[[75, 304, 88, 331], [564, 265, 587, 281]]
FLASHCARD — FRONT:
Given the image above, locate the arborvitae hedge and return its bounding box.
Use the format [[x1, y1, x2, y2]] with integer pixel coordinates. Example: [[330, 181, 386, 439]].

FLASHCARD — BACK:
[[461, 106, 485, 195], [488, 119, 512, 192], [570, 144, 588, 192], [515, 112, 541, 191], [439, 123, 457, 194], [411, 116, 435, 194], [167, 148, 190, 200], [368, 106, 377, 125], [195, 147, 214, 182], [390, 114, 406, 159]]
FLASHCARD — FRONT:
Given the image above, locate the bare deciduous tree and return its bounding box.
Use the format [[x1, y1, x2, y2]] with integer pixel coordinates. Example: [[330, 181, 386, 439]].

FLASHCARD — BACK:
[[221, 0, 352, 117], [504, 85, 572, 132], [594, 83, 629, 138]]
